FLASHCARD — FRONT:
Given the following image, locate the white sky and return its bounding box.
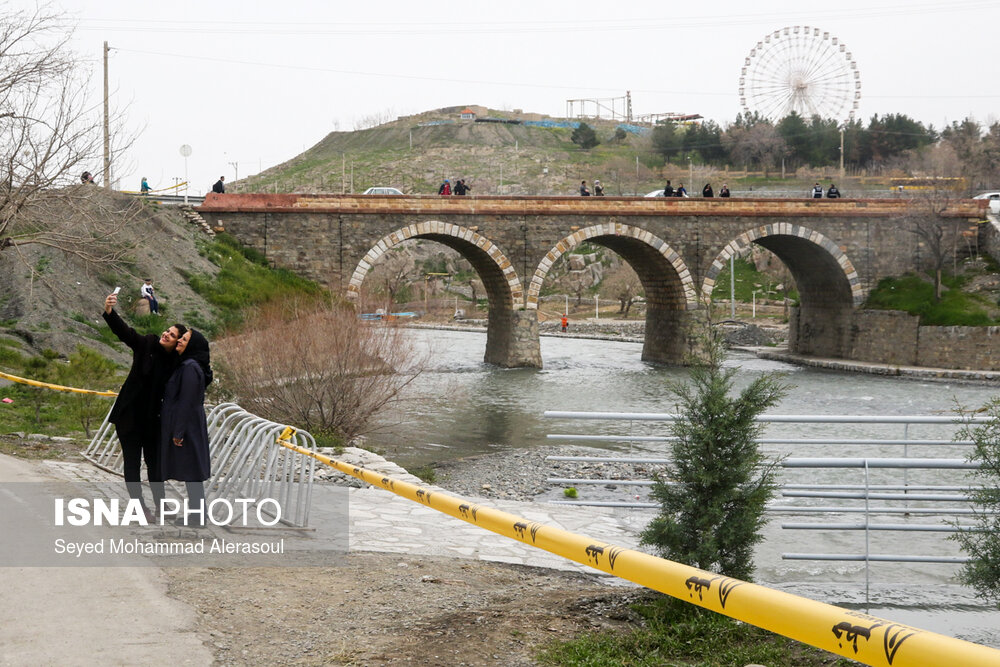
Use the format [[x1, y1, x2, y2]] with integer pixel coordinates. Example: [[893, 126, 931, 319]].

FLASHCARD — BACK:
[[19, 0, 1000, 194]]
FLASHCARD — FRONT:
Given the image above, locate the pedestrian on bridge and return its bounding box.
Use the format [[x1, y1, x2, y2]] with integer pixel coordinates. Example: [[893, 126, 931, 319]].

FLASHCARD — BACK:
[[140, 177, 151, 195], [719, 183, 731, 197], [561, 314, 568, 332], [826, 183, 841, 198], [663, 180, 674, 197], [594, 180, 604, 196], [438, 179, 451, 195], [454, 179, 470, 195], [812, 182, 823, 198], [212, 176, 225, 194], [580, 180, 591, 196], [702, 183, 714, 197]]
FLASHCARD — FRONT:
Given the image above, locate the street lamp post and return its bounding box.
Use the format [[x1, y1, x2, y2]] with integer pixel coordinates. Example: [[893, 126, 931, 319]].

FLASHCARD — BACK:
[[179, 144, 192, 204]]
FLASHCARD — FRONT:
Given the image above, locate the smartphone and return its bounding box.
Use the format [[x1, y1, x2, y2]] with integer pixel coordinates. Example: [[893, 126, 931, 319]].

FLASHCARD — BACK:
[[112, 287, 121, 295]]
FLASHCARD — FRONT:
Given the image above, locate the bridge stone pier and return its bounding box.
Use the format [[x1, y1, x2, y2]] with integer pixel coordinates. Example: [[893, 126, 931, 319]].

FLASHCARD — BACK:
[[198, 194, 985, 368]]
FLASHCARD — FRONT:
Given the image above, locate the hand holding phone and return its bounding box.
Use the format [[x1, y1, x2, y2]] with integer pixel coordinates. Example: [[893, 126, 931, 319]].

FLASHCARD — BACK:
[[112, 287, 121, 295]]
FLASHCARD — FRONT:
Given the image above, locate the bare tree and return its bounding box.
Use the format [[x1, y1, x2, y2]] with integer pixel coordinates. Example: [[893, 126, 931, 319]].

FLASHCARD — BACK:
[[905, 192, 960, 301], [366, 249, 414, 310], [0, 5, 137, 269], [214, 298, 427, 442], [600, 264, 643, 318], [723, 123, 786, 177]]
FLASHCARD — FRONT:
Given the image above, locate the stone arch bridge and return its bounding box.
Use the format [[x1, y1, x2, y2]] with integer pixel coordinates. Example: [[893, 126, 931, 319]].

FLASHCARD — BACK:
[[197, 194, 985, 368]]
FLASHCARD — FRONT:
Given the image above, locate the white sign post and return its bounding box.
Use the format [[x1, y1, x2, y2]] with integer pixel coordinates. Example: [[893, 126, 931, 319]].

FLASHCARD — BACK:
[[179, 144, 192, 204]]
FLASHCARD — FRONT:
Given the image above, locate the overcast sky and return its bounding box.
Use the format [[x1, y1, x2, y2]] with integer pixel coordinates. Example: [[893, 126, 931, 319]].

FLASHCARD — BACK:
[[21, 0, 1000, 194]]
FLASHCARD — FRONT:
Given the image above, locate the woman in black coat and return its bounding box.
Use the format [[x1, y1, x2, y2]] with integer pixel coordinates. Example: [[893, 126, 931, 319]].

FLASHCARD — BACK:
[[103, 293, 185, 518], [160, 329, 213, 524]]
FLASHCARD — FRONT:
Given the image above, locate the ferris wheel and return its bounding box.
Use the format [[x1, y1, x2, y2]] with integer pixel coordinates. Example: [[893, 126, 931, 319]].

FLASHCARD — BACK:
[[739, 26, 861, 123]]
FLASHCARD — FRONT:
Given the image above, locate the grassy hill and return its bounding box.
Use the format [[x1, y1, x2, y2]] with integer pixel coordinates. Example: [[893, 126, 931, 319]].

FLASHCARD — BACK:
[[244, 107, 689, 197]]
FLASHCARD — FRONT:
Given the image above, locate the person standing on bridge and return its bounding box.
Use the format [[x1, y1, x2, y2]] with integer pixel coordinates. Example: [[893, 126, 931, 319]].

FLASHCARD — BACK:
[[702, 183, 714, 197], [140, 177, 151, 195], [662, 180, 674, 197], [561, 314, 568, 332], [826, 183, 841, 198], [594, 180, 604, 196], [719, 183, 731, 198], [812, 182, 823, 198], [580, 180, 591, 196], [212, 176, 225, 194], [454, 179, 470, 195], [438, 179, 451, 195]]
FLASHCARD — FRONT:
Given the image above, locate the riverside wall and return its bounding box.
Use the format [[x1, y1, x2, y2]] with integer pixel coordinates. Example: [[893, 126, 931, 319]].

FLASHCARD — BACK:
[[844, 309, 1000, 371]]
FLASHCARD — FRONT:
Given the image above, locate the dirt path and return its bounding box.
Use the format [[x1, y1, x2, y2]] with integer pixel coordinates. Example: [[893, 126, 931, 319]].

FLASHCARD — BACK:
[[166, 552, 644, 666]]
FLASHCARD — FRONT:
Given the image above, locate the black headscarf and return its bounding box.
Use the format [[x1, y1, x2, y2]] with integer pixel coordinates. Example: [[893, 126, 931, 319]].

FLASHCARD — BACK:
[[181, 329, 213, 386]]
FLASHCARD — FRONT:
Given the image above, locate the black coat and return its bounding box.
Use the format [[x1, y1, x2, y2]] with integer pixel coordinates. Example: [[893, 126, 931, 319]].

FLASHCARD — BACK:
[[160, 359, 211, 482], [103, 309, 176, 436]]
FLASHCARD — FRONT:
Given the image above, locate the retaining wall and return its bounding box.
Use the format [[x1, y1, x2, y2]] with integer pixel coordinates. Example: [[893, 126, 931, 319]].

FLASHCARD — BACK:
[[845, 309, 1000, 371]]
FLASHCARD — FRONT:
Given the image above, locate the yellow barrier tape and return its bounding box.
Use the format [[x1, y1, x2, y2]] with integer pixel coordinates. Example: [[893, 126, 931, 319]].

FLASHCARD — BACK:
[[0, 371, 118, 397], [276, 435, 1000, 667]]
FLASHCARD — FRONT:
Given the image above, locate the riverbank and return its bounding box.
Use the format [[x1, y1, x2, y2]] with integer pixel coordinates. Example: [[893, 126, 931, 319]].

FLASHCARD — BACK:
[[407, 320, 1000, 385]]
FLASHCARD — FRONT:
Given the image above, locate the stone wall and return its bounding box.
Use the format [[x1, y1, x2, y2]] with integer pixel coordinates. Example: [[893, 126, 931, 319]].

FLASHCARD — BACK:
[[917, 326, 1000, 371], [848, 310, 919, 366], [843, 309, 1000, 371]]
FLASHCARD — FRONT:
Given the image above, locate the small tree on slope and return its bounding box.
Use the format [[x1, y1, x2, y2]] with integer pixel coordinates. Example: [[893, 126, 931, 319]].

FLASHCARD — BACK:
[[640, 335, 787, 581], [952, 398, 1000, 608]]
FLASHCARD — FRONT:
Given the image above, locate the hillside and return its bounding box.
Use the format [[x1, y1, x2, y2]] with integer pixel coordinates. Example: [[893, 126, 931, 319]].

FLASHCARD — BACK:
[[240, 105, 898, 198], [0, 192, 221, 365], [247, 106, 668, 196]]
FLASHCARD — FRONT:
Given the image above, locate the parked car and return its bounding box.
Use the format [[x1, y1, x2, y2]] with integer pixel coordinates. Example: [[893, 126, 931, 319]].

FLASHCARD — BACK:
[[362, 187, 403, 195], [973, 191, 1000, 214], [644, 189, 665, 197]]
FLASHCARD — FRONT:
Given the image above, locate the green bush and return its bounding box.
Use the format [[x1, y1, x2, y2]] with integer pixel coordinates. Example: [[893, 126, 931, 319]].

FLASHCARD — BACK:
[[641, 335, 787, 581]]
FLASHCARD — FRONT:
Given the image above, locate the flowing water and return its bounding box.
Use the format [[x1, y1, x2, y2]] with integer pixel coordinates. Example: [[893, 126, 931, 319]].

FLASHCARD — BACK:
[[367, 328, 1000, 647]]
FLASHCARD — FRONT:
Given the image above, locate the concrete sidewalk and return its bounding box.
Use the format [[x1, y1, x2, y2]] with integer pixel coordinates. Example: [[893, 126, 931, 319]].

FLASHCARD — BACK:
[[0, 453, 213, 667], [0, 453, 642, 666]]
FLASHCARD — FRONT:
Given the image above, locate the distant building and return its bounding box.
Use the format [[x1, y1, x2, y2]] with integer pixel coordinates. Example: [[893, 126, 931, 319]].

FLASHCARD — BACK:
[[459, 108, 477, 120]]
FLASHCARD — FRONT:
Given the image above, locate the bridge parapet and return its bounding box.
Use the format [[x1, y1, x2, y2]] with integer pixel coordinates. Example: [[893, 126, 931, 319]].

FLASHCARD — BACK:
[[199, 193, 986, 218]]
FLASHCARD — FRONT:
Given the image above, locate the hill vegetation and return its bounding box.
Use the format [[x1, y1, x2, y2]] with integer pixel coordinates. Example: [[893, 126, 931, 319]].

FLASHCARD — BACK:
[[238, 105, 1000, 198]]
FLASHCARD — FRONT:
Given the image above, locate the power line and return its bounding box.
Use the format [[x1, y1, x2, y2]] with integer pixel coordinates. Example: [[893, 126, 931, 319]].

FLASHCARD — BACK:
[[66, 1, 998, 37]]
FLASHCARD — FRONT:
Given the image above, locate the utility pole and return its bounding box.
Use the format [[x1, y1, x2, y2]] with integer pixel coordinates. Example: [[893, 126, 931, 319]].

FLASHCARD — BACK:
[[839, 127, 845, 180], [103, 42, 111, 190]]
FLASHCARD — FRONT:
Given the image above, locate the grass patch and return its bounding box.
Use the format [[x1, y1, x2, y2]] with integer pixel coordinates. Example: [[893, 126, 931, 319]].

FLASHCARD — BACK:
[[185, 233, 326, 335], [711, 257, 798, 304], [409, 464, 437, 484], [864, 274, 998, 326], [538, 595, 858, 666]]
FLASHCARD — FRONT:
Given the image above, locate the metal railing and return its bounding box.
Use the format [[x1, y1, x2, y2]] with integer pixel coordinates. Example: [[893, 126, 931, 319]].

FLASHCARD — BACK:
[[83, 402, 317, 526], [542, 411, 989, 588]]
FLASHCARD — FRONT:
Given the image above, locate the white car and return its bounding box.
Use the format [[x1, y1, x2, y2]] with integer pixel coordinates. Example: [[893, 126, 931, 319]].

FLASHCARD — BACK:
[[362, 187, 403, 195], [644, 189, 665, 197], [973, 191, 1000, 214]]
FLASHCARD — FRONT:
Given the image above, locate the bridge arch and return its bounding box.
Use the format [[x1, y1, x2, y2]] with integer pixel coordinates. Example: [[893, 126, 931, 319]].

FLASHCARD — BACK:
[[527, 223, 698, 364], [701, 223, 865, 357], [346, 221, 538, 367]]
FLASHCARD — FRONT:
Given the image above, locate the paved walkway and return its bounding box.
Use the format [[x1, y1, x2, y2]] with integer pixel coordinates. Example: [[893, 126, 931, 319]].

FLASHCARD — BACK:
[[0, 452, 642, 665]]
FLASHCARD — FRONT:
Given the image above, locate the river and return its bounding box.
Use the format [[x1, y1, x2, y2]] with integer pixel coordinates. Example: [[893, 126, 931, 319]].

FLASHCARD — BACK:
[[367, 329, 1000, 647]]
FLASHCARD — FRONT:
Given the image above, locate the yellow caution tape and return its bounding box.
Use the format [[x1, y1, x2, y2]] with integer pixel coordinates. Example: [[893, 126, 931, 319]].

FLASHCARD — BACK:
[[276, 436, 1000, 667], [0, 371, 118, 397]]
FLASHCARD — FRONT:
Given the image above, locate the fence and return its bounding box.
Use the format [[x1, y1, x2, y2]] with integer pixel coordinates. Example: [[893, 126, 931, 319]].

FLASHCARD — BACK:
[[542, 411, 991, 594], [83, 402, 317, 527]]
